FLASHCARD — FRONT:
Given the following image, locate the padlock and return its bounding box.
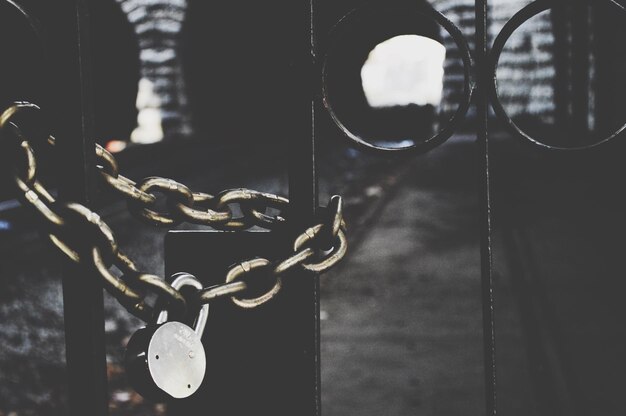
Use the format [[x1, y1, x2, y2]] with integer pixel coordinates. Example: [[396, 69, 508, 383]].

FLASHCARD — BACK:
[[124, 272, 209, 401]]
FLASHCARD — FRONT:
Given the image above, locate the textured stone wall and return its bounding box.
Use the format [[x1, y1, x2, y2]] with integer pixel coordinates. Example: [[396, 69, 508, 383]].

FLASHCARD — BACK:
[[432, 0, 556, 123], [114, 0, 561, 139], [115, 0, 192, 142]]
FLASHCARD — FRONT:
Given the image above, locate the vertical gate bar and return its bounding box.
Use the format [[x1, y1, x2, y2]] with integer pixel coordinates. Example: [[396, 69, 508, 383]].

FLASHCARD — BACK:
[[550, 4, 571, 142], [571, 3, 590, 141], [287, 0, 320, 413], [475, 0, 497, 415], [56, 0, 108, 415], [592, 0, 616, 132]]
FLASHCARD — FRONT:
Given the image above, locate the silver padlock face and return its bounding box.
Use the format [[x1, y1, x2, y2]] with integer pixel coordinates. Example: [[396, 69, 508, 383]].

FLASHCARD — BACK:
[[147, 321, 207, 399], [147, 272, 209, 399]]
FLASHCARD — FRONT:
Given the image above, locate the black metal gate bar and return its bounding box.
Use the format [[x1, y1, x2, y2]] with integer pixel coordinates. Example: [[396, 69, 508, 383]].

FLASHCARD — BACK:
[[571, 3, 590, 142], [551, 2, 591, 146], [475, 0, 497, 415], [55, 1, 108, 415], [286, 0, 320, 413], [551, 4, 570, 145]]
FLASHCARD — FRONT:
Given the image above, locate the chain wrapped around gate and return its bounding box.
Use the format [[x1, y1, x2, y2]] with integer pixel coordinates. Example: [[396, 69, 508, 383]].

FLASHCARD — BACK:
[[0, 101, 348, 322]]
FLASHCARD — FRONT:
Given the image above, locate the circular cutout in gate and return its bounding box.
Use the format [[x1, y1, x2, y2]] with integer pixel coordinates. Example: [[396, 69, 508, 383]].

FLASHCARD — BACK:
[[321, 3, 474, 154]]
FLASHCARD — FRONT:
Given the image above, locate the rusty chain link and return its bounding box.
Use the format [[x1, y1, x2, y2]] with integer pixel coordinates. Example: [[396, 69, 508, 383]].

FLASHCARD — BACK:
[[0, 102, 347, 322]]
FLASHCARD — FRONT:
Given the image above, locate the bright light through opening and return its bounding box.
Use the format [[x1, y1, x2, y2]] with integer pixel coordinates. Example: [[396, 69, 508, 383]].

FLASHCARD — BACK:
[[361, 35, 446, 108]]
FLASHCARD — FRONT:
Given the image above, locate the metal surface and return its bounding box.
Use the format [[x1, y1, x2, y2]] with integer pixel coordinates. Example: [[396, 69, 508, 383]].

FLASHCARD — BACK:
[[287, 0, 320, 413], [321, 2, 475, 154], [570, 2, 590, 144], [293, 223, 348, 272], [2, 0, 619, 414], [156, 272, 209, 337], [318, 1, 626, 415], [165, 230, 296, 415], [225, 258, 282, 308], [51, 1, 109, 415], [147, 322, 207, 399], [0, 103, 347, 321], [475, 0, 497, 415], [488, 0, 626, 151], [125, 273, 208, 401], [150, 274, 208, 400], [317, 2, 497, 411]]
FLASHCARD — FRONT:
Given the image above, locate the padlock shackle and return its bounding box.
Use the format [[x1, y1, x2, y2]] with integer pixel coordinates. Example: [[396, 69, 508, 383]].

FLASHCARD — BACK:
[[156, 272, 209, 338]]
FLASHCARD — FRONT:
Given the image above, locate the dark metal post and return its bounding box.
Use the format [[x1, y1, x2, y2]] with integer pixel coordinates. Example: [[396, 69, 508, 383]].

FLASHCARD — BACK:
[[286, 0, 320, 413], [475, 0, 497, 415], [551, 1, 590, 145], [165, 0, 320, 414], [54, 0, 108, 414], [571, 3, 590, 142], [551, 4, 571, 142]]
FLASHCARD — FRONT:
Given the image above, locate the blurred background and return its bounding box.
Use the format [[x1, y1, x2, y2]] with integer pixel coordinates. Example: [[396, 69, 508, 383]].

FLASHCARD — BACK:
[[1, 0, 626, 415]]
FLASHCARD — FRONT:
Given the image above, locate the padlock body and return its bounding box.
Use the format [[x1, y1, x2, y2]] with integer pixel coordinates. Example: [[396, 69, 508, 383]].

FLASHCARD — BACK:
[[125, 326, 167, 402], [125, 322, 206, 401], [148, 321, 206, 398]]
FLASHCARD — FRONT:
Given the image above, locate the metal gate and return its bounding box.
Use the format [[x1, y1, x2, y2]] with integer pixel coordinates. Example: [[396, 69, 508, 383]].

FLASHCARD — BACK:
[[1, 0, 624, 415]]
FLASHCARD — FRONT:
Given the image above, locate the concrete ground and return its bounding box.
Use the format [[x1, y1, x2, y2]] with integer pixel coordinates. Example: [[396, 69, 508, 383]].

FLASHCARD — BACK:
[[319, 134, 626, 416], [320, 143, 485, 416]]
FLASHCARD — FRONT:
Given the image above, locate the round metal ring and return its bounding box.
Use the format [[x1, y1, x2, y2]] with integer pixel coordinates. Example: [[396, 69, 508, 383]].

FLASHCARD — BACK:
[[135, 273, 187, 317], [241, 192, 289, 229], [215, 188, 288, 230], [99, 171, 157, 206], [11, 139, 37, 186], [174, 191, 232, 225], [321, 3, 475, 154], [244, 207, 287, 229], [273, 247, 316, 276], [317, 195, 344, 249], [49, 202, 118, 264], [294, 225, 348, 273], [197, 281, 248, 304], [14, 176, 64, 227], [489, 0, 626, 151], [130, 177, 194, 226], [213, 189, 257, 230], [91, 247, 152, 322], [0, 101, 40, 131], [2, 1, 42, 46], [0, 109, 40, 187], [101, 250, 187, 321], [49, 233, 81, 263], [225, 258, 282, 309], [95, 144, 119, 177]]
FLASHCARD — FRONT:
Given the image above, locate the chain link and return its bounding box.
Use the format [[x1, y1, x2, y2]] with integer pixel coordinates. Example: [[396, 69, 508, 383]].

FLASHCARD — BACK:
[[0, 102, 348, 321]]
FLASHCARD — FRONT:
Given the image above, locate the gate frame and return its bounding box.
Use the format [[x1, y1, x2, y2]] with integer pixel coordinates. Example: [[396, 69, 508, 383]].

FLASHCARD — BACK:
[[5, 0, 609, 415], [3, 0, 491, 415]]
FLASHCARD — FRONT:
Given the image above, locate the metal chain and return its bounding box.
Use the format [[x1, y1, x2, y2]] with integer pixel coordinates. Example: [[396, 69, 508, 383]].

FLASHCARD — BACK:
[[0, 101, 347, 322]]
